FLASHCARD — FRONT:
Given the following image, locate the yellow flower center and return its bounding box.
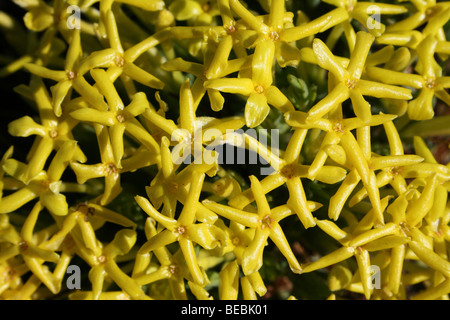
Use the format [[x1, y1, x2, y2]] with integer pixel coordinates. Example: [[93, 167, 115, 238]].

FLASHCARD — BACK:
[[425, 77, 436, 89], [232, 236, 240, 246], [115, 55, 125, 68], [66, 70, 76, 80], [280, 164, 297, 179], [18, 241, 28, 252], [399, 222, 411, 237], [345, 78, 357, 89], [268, 30, 280, 41], [168, 264, 180, 276], [97, 255, 106, 264], [76, 203, 95, 216], [226, 22, 236, 34], [254, 85, 265, 94], [175, 225, 187, 235], [167, 181, 179, 194], [39, 179, 50, 190], [212, 180, 225, 192], [260, 214, 275, 229], [344, 0, 355, 13], [387, 166, 400, 176], [333, 121, 344, 133], [116, 114, 126, 123], [425, 7, 439, 18], [49, 129, 59, 139], [104, 163, 118, 176], [0, 266, 15, 285], [202, 2, 211, 13]]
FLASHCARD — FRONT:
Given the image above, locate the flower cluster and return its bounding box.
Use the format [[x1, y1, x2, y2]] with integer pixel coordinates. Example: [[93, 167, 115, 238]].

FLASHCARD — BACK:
[[0, 0, 449, 300]]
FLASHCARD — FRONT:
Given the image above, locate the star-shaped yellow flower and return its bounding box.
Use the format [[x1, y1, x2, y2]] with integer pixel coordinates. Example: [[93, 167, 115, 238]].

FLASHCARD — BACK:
[[0, 201, 71, 295], [0, 140, 77, 216], [7, 76, 86, 183], [162, 35, 251, 111], [69, 77, 160, 168], [379, 1, 450, 48], [367, 35, 450, 120], [231, 0, 349, 67], [321, 0, 407, 50], [204, 38, 295, 128], [304, 31, 412, 123], [85, 228, 151, 300], [203, 175, 303, 275], [136, 170, 227, 286], [145, 136, 217, 224], [224, 128, 340, 228], [286, 110, 399, 224], [69, 121, 159, 206]]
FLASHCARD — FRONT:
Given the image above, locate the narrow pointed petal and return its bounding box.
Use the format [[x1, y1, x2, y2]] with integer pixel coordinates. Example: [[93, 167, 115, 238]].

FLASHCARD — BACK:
[[252, 40, 275, 90], [179, 79, 196, 134], [51, 80, 73, 117], [123, 62, 164, 90], [40, 190, 68, 216], [204, 78, 254, 96], [307, 83, 349, 121], [242, 228, 270, 275], [349, 90, 372, 123], [265, 86, 295, 113], [139, 229, 177, 254], [358, 79, 412, 100], [179, 237, 206, 286], [245, 92, 270, 128], [135, 195, 177, 230], [8, 116, 46, 137], [286, 177, 316, 229], [407, 88, 435, 120], [202, 200, 259, 228], [313, 38, 347, 80], [0, 188, 37, 214], [269, 223, 302, 273], [347, 32, 375, 80], [178, 171, 205, 226]]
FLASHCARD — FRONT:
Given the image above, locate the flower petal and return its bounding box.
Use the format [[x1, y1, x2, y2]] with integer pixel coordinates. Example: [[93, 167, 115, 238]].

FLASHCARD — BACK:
[[252, 39, 275, 90], [245, 92, 270, 128]]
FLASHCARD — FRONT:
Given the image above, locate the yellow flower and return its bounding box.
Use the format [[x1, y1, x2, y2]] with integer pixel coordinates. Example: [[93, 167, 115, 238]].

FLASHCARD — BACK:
[[286, 111, 400, 223], [1, 0, 449, 301], [226, 128, 339, 228], [133, 218, 214, 300], [231, 0, 349, 67], [24, 29, 116, 117], [136, 170, 227, 286], [205, 39, 296, 127], [169, 0, 221, 26], [142, 78, 245, 164], [70, 82, 160, 167], [162, 35, 250, 111], [204, 175, 303, 275], [347, 120, 423, 209], [304, 196, 399, 299], [70, 123, 151, 206], [0, 201, 72, 295], [304, 31, 412, 123], [322, 0, 407, 50], [145, 136, 217, 223], [7, 76, 86, 183], [367, 35, 450, 120], [382, 1, 450, 44], [86, 228, 151, 300], [0, 140, 78, 216]]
